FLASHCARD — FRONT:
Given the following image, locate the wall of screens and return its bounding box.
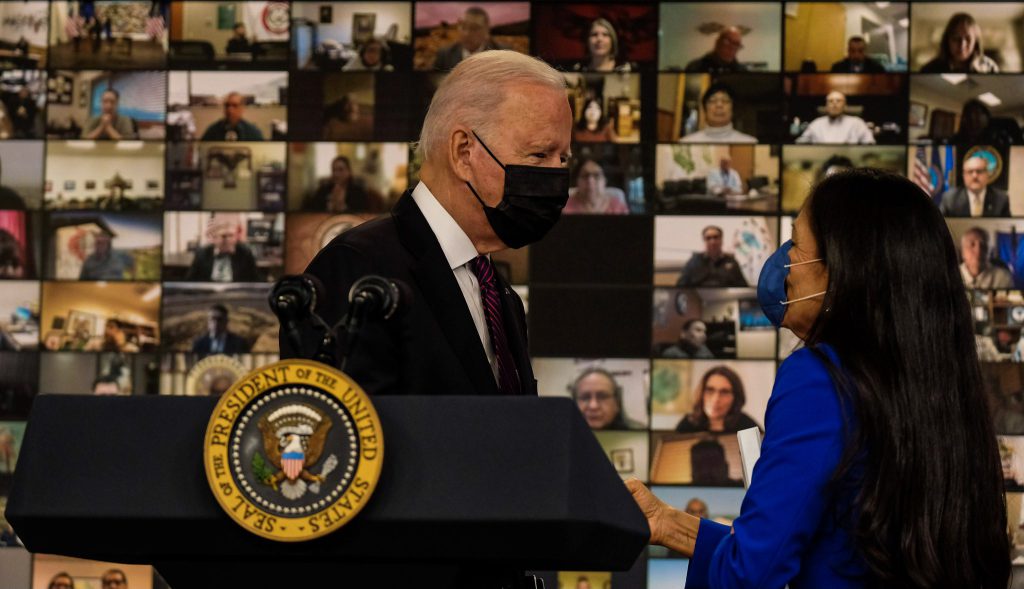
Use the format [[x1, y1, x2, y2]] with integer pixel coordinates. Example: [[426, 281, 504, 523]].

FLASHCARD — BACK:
[[1, 1, 1023, 586]]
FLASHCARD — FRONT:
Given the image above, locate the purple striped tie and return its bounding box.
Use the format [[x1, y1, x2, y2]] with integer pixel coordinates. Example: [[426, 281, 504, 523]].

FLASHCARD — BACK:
[[470, 255, 521, 395]]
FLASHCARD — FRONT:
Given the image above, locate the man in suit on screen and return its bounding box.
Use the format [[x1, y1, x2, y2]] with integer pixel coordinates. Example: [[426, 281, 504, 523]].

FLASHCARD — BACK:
[[192, 304, 250, 357], [939, 155, 1010, 217], [830, 37, 887, 73], [433, 7, 508, 71], [284, 50, 572, 399]]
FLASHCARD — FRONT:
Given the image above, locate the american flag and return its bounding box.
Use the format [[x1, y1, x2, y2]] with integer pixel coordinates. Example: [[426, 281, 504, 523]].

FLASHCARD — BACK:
[[145, 16, 165, 41], [912, 146, 934, 197], [64, 15, 83, 39]]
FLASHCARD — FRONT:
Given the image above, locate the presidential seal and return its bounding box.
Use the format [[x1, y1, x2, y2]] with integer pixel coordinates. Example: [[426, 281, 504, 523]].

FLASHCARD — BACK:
[[185, 354, 247, 397], [203, 359, 383, 542]]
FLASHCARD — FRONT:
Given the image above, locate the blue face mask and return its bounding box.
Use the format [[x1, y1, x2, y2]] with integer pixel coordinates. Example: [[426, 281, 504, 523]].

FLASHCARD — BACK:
[[756, 240, 825, 328]]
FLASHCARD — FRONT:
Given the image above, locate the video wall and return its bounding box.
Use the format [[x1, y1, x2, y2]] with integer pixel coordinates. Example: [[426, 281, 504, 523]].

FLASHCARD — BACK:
[[1, 1, 1023, 587]]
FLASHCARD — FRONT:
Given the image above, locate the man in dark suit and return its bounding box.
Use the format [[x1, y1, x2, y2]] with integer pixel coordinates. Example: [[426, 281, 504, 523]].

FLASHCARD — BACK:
[[185, 214, 262, 281], [830, 36, 887, 73], [433, 6, 507, 71], [939, 155, 1011, 217], [191, 304, 250, 356], [285, 50, 572, 404], [684, 27, 747, 74]]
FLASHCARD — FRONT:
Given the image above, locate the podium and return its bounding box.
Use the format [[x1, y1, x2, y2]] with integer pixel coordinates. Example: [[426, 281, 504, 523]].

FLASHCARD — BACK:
[[7, 395, 649, 588]]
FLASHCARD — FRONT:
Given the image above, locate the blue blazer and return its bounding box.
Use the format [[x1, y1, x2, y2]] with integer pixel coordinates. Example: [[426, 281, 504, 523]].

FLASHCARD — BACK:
[[686, 345, 868, 588]]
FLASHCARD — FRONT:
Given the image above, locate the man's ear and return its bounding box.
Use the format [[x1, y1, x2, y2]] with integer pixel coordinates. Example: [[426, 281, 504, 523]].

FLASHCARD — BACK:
[[449, 127, 475, 183]]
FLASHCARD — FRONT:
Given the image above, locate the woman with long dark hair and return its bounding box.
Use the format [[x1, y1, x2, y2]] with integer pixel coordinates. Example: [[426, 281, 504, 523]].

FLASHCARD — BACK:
[[302, 155, 384, 214], [628, 169, 1010, 588], [675, 365, 759, 434]]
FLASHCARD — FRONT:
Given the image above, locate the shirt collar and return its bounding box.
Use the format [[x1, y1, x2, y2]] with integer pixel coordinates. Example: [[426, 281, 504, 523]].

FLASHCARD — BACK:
[[704, 123, 735, 136], [411, 181, 480, 270]]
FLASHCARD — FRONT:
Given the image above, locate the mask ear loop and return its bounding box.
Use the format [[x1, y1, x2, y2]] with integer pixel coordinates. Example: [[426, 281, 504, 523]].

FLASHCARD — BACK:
[[784, 258, 822, 268], [780, 258, 826, 305], [466, 130, 505, 209], [780, 290, 827, 306], [470, 130, 506, 170]]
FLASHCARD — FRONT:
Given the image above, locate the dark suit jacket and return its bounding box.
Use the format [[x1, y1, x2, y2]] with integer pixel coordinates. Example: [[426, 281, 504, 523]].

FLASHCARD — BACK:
[[186, 244, 261, 282], [283, 190, 536, 397], [433, 40, 508, 71], [829, 57, 886, 73], [191, 331, 250, 356], [939, 186, 1010, 217]]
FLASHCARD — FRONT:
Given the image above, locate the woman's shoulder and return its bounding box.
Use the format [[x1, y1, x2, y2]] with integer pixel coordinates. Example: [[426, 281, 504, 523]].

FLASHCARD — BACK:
[[919, 58, 944, 73], [675, 415, 701, 433], [773, 345, 843, 411]]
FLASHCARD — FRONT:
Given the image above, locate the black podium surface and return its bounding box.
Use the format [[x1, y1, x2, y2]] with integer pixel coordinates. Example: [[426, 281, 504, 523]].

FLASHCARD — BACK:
[[7, 395, 648, 587]]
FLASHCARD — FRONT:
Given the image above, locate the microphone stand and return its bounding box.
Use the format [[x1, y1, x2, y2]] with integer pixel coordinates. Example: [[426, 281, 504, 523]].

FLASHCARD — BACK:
[[335, 293, 375, 373]]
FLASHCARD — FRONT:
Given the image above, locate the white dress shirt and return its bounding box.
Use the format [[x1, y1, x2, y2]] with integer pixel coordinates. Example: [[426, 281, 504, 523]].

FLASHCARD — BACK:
[[707, 167, 743, 196], [680, 123, 757, 144], [411, 181, 499, 382], [796, 115, 876, 144]]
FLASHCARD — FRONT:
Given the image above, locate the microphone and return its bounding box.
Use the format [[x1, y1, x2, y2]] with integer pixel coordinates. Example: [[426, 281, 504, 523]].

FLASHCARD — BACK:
[[270, 274, 324, 322], [346, 275, 409, 321], [339, 275, 411, 371], [269, 274, 326, 360]]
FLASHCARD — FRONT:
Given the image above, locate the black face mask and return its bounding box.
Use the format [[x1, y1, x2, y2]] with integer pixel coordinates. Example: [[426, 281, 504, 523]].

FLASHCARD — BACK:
[[465, 130, 570, 249]]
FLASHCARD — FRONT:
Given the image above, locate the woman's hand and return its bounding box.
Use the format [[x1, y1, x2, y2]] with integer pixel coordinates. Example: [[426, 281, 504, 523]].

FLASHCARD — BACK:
[[625, 478, 701, 556], [625, 478, 672, 545]]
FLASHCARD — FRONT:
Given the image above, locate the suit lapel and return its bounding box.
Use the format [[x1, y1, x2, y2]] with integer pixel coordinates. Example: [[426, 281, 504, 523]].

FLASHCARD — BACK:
[[392, 192, 500, 396]]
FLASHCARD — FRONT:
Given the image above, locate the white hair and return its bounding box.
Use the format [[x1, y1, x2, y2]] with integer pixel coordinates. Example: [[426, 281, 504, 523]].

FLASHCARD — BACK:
[[417, 50, 566, 162]]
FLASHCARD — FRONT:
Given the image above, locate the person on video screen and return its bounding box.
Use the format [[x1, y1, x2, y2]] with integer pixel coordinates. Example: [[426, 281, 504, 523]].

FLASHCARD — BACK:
[[573, 97, 618, 143], [796, 91, 875, 145], [680, 83, 756, 144], [11, 86, 39, 139], [574, 18, 632, 73], [676, 365, 760, 433], [79, 230, 136, 280], [302, 155, 385, 214], [192, 303, 250, 357], [571, 367, 643, 430], [920, 13, 999, 73], [343, 37, 392, 72], [201, 92, 264, 141], [0, 229, 24, 278], [676, 225, 748, 287], [831, 36, 886, 73], [685, 27, 747, 74], [226, 22, 251, 54], [564, 158, 629, 214], [959, 226, 1013, 288], [433, 7, 508, 71], [662, 319, 715, 359], [707, 155, 743, 197], [82, 89, 137, 140], [939, 155, 1009, 218], [185, 214, 261, 282]]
